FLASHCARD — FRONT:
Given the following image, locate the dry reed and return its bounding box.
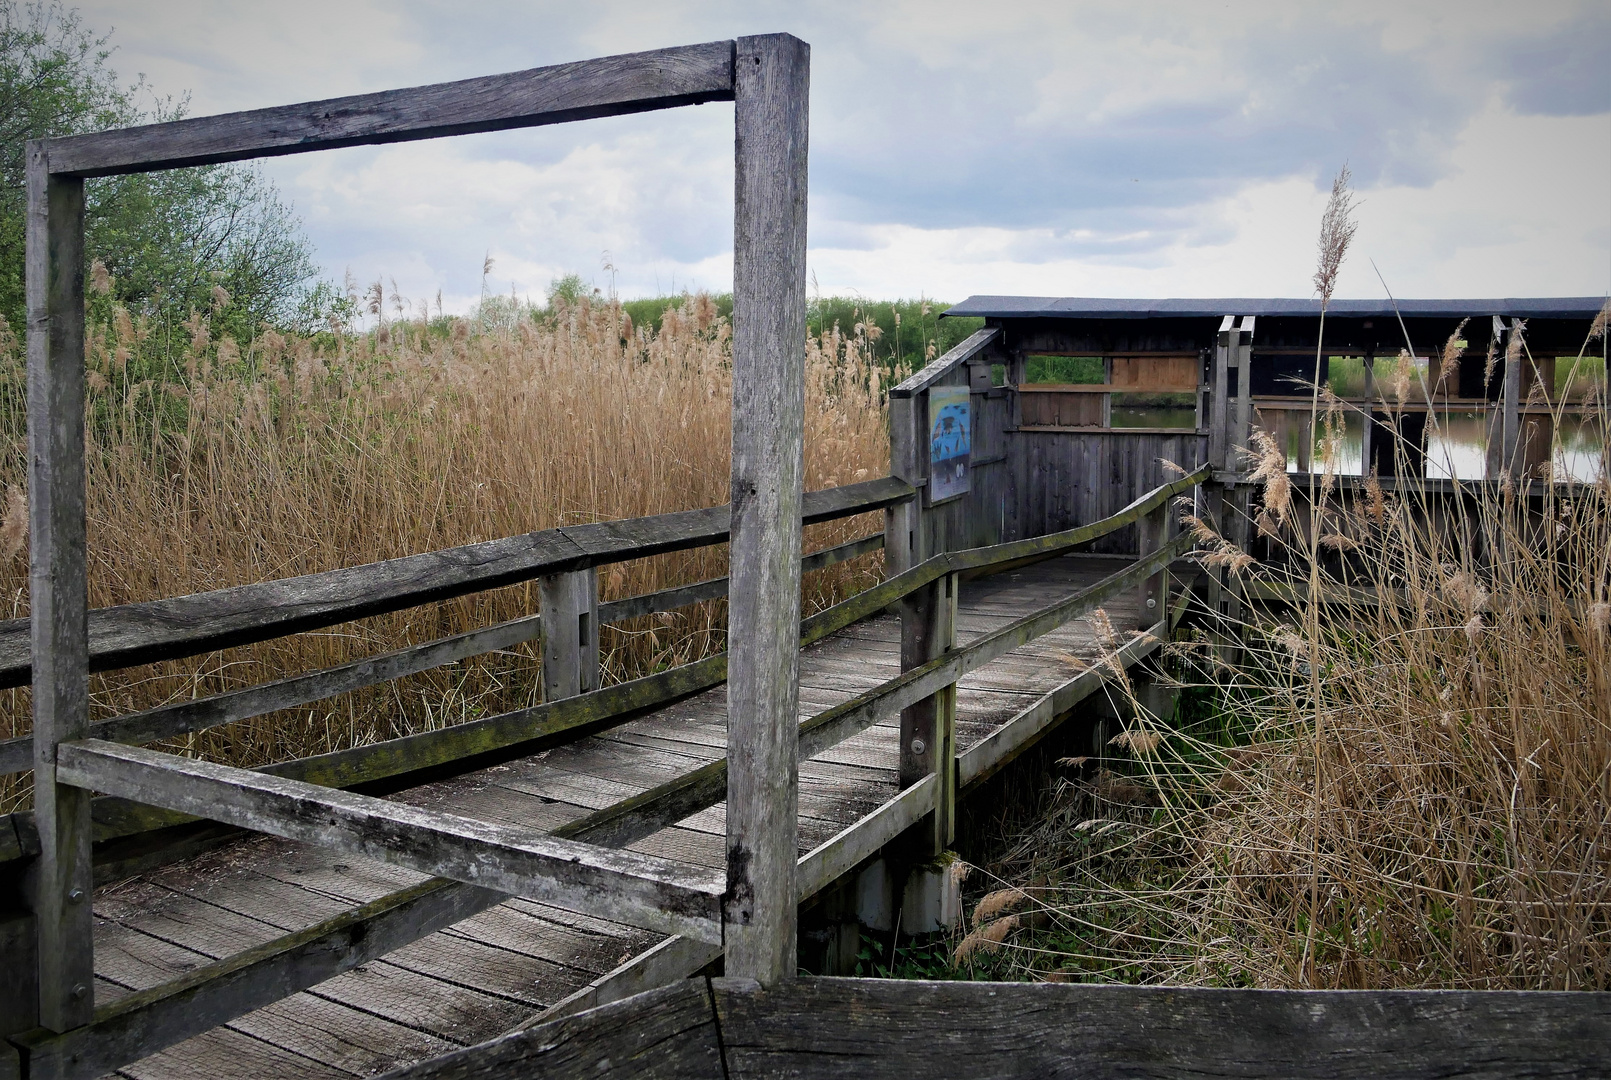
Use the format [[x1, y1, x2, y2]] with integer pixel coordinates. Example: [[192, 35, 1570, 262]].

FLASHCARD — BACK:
[[0, 290, 890, 811], [959, 370, 1610, 990]]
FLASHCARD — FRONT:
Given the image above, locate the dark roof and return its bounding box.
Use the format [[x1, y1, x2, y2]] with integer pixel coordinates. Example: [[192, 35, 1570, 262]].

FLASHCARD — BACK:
[[942, 296, 1608, 320]]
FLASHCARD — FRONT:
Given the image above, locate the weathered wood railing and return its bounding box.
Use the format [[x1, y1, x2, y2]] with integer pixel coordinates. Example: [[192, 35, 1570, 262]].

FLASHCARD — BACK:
[[4, 445, 1206, 1078]]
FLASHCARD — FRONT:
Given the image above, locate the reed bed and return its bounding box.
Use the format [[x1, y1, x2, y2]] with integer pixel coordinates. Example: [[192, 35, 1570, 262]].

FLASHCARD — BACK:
[[0, 289, 890, 811], [956, 317, 1611, 990]]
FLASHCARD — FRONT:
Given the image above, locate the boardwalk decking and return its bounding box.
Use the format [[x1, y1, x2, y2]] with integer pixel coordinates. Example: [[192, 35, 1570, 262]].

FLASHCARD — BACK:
[[87, 554, 1141, 1078]]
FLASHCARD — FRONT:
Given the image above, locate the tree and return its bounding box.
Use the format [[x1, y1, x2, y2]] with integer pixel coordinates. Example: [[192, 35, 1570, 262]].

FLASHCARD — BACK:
[[0, 0, 318, 340]]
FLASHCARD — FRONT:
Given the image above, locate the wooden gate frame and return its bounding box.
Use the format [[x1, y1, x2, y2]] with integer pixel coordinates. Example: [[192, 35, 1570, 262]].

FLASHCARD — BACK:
[[22, 32, 808, 1054]]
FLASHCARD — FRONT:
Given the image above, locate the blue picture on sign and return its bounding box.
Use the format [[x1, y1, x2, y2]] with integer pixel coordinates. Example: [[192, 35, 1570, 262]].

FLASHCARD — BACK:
[[928, 385, 971, 502]]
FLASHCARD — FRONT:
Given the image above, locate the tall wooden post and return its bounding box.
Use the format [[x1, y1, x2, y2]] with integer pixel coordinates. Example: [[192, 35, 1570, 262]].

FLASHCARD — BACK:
[[539, 568, 598, 700], [1208, 316, 1233, 473], [1485, 316, 1506, 480], [1502, 317, 1522, 481], [725, 32, 808, 987], [885, 393, 924, 577], [1232, 316, 1255, 460], [26, 141, 94, 1034], [1359, 346, 1375, 474]]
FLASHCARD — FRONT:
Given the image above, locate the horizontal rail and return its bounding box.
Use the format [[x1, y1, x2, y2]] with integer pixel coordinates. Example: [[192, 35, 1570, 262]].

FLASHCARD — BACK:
[[447, 976, 1610, 1080], [0, 532, 884, 776], [888, 328, 999, 399], [55, 740, 724, 944], [37, 42, 737, 177], [595, 531, 883, 626], [0, 477, 909, 688]]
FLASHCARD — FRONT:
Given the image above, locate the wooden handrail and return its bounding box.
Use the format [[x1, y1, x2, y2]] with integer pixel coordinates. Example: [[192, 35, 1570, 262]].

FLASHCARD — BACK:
[[888, 327, 1000, 399], [0, 532, 885, 776], [0, 477, 910, 688]]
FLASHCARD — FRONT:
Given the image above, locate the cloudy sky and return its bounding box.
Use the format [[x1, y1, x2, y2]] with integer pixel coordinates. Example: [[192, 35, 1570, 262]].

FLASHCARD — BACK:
[[76, 0, 1611, 311]]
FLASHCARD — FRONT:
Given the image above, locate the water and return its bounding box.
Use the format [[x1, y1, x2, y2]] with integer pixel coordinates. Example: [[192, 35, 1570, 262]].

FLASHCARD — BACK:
[[1269, 409, 1605, 481], [1109, 405, 1606, 481], [1111, 406, 1196, 430]]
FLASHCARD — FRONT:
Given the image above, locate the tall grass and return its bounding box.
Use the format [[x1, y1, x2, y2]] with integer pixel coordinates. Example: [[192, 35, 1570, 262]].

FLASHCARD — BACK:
[[0, 287, 890, 812], [955, 316, 1611, 990]]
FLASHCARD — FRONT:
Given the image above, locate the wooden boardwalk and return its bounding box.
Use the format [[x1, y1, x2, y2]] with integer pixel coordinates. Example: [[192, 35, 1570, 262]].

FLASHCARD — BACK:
[[87, 554, 1141, 1079]]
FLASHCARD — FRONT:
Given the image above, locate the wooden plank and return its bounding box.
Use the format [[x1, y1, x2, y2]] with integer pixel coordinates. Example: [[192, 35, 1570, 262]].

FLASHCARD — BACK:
[[17, 873, 497, 1080], [531, 774, 938, 1029], [0, 611, 541, 776], [888, 329, 1001, 399], [55, 740, 725, 945], [725, 32, 809, 987], [710, 977, 1611, 1079], [0, 477, 911, 689], [1111, 354, 1198, 391], [381, 979, 722, 1080], [25, 144, 93, 1035], [43, 43, 736, 177]]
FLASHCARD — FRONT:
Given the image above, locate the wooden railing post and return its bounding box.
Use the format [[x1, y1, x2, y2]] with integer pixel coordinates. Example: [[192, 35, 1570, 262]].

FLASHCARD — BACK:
[[1484, 316, 1506, 480], [885, 393, 924, 577], [26, 142, 94, 1036], [930, 572, 959, 855], [539, 568, 599, 700], [1501, 316, 1523, 481], [1137, 502, 1170, 630], [725, 31, 808, 987]]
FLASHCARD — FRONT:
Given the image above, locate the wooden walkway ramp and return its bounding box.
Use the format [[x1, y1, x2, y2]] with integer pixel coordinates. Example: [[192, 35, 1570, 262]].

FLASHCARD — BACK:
[[85, 554, 1149, 1078]]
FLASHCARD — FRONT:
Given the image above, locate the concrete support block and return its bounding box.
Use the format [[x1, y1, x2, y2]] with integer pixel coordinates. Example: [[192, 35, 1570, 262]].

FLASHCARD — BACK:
[[900, 855, 963, 934], [854, 858, 894, 932]]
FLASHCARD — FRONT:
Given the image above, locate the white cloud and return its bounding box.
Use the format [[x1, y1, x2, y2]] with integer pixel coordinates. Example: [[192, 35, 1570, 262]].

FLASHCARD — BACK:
[[70, 0, 1610, 307]]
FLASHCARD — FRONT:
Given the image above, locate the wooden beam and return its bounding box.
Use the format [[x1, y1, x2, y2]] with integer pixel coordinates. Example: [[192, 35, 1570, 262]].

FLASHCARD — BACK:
[[25, 142, 93, 1035], [888, 328, 1001, 399], [0, 477, 911, 689], [725, 32, 809, 987], [707, 977, 1611, 1079], [378, 976, 1611, 1078], [54, 740, 724, 944], [39, 42, 737, 178], [1503, 317, 1523, 479]]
